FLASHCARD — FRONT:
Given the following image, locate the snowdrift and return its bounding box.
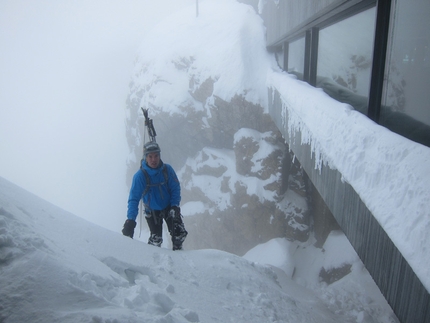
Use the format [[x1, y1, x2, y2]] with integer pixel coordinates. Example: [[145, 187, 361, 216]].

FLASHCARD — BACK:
[[0, 176, 370, 323]]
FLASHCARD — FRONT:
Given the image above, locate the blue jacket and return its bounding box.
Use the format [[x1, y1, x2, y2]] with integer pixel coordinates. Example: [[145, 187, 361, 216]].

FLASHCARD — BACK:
[[127, 159, 181, 220]]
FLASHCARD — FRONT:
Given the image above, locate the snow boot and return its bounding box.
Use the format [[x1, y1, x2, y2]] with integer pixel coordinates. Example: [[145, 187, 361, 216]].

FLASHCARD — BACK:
[[172, 222, 187, 250], [148, 234, 162, 247]]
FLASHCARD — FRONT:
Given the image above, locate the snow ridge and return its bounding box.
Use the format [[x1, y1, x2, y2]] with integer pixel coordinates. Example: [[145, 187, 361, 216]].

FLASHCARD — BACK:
[[1, 176, 363, 323]]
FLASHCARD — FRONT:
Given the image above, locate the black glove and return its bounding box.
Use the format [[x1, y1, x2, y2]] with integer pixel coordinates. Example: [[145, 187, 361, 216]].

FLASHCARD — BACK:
[[168, 206, 181, 218], [122, 219, 136, 238]]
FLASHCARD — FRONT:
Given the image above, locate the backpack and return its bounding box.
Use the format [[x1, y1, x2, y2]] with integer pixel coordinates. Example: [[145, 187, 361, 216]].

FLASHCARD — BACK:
[[140, 163, 169, 199]]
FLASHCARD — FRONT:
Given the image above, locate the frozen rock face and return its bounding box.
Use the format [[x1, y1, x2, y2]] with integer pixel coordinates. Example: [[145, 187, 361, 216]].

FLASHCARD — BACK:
[[177, 125, 311, 255], [125, 90, 277, 183]]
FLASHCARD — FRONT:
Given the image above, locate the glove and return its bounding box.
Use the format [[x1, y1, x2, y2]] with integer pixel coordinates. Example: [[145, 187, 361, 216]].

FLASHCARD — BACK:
[[169, 206, 180, 219], [122, 219, 136, 238]]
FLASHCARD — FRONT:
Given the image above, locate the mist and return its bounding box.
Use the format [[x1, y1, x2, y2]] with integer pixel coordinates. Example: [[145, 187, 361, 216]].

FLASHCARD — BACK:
[[0, 0, 195, 232]]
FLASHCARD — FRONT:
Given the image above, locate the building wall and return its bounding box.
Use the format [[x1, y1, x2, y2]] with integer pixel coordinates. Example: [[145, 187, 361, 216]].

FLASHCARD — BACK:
[[261, 1, 430, 322], [269, 87, 430, 323], [261, 0, 349, 46], [261, 0, 430, 147]]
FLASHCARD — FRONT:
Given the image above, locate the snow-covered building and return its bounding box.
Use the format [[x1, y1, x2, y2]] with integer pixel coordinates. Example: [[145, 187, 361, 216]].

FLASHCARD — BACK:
[[248, 1, 430, 322]]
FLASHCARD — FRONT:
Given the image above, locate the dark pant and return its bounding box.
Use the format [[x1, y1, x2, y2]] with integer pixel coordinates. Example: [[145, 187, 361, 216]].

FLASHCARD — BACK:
[[145, 208, 187, 248]]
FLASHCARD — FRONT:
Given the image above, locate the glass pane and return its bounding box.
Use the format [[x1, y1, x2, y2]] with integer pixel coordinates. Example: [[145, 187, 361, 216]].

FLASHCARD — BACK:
[[316, 8, 377, 114], [275, 45, 285, 70], [288, 37, 305, 80], [381, 0, 430, 147]]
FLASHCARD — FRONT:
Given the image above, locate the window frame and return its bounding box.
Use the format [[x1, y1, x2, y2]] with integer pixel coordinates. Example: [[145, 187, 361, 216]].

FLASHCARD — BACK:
[[267, 0, 398, 136]]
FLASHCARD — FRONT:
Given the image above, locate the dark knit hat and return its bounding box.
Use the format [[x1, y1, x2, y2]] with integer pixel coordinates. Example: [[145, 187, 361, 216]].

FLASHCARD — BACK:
[[143, 141, 161, 157]]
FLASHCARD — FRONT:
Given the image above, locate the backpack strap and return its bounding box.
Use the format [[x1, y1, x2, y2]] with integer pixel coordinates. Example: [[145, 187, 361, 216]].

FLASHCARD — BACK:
[[162, 164, 169, 184], [140, 163, 169, 202], [140, 166, 151, 198]]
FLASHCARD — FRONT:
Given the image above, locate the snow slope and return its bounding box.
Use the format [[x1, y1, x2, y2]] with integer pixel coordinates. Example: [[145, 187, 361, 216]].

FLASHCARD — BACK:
[[0, 176, 397, 322]]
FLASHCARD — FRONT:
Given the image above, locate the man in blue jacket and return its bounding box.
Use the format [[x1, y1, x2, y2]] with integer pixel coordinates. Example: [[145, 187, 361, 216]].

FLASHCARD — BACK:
[[122, 141, 187, 250]]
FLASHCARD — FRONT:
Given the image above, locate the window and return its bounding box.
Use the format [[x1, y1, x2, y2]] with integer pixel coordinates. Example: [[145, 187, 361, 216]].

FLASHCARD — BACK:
[[275, 45, 285, 70], [287, 37, 305, 80], [380, 0, 430, 146], [316, 8, 377, 114]]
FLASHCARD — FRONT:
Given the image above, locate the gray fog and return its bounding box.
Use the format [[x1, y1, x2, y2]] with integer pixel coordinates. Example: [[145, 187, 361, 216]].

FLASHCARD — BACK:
[[0, 0, 195, 232]]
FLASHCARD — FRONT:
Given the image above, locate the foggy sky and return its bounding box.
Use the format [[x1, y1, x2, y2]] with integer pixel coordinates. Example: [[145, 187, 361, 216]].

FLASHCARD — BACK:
[[0, 0, 195, 232]]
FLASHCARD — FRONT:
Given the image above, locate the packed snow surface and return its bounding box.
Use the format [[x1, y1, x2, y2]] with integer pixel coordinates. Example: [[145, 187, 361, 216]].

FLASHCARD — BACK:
[[0, 177, 397, 322]]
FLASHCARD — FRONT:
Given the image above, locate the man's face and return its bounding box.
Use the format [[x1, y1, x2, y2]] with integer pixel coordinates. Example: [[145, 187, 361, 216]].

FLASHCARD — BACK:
[[146, 152, 160, 168]]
